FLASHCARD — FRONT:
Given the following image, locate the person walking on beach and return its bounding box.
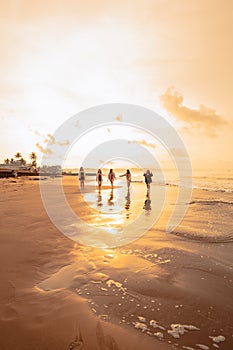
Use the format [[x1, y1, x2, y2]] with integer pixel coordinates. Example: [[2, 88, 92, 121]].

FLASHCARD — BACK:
[[143, 169, 153, 191], [108, 169, 116, 188], [96, 169, 103, 189], [79, 166, 85, 190], [119, 169, 131, 188]]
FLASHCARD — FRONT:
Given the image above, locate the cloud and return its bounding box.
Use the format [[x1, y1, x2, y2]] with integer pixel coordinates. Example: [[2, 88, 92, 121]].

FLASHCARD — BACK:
[[33, 129, 42, 137], [34, 133, 70, 146], [160, 86, 227, 137], [57, 139, 70, 146], [36, 143, 53, 155], [114, 114, 122, 122], [128, 139, 156, 148], [75, 120, 80, 128], [170, 147, 187, 157], [99, 160, 115, 165], [44, 133, 56, 144]]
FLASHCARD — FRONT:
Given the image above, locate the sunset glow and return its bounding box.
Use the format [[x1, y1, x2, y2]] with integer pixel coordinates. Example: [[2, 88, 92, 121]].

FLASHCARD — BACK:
[[1, 0, 232, 172]]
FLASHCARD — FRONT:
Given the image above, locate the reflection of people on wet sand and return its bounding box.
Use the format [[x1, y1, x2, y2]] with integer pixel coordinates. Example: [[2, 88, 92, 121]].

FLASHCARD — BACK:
[[78, 166, 85, 190], [108, 189, 114, 206], [119, 169, 131, 188], [108, 169, 116, 188], [96, 169, 103, 189], [125, 189, 131, 210], [143, 193, 152, 212], [97, 190, 103, 207], [143, 169, 153, 191]]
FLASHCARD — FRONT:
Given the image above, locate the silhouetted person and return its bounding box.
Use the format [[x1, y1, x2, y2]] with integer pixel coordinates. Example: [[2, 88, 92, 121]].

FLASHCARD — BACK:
[[119, 169, 131, 188], [79, 166, 85, 190], [143, 169, 153, 191], [108, 169, 116, 188], [96, 169, 103, 189]]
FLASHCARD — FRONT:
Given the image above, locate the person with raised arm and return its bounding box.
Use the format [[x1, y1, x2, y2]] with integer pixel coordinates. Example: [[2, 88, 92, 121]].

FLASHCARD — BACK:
[[143, 169, 153, 190], [119, 169, 131, 188]]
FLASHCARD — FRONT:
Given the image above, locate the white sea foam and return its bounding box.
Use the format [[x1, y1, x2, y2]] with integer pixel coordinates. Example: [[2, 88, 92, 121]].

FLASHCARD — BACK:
[[138, 316, 146, 323], [133, 322, 148, 332], [209, 335, 226, 343], [167, 324, 199, 339], [196, 344, 209, 350], [106, 279, 122, 288], [149, 319, 165, 330], [154, 332, 164, 339]]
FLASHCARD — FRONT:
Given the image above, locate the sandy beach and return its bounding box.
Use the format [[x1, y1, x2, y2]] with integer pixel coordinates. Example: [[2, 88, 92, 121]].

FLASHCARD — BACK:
[[0, 176, 233, 350]]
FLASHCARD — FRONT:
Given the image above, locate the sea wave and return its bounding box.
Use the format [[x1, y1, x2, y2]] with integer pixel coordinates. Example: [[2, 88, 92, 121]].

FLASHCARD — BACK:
[[189, 200, 233, 206], [164, 182, 233, 194], [170, 230, 233, 244]]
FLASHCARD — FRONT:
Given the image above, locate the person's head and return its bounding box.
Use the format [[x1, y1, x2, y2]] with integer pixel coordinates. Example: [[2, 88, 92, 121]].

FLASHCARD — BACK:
[[80, 166, 84, 171], [126, 169, 130, 174], [146, 169, 150, 174], [110, 169, 113, 173], [98, 169, 101, 173]]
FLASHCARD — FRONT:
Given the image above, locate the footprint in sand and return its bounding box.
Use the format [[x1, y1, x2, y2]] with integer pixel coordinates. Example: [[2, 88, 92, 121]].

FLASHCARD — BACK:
[[1, 305, 18, 321], [96, 322, 119, 350], [67, 328, 84, 350]]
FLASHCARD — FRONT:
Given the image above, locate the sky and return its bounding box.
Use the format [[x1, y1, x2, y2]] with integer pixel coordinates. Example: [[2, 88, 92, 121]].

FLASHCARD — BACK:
[[0, 0, 233, 172]]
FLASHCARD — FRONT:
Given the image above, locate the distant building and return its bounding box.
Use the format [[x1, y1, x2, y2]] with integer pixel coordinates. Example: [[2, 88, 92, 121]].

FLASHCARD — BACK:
[[0, 161, 37, 177]]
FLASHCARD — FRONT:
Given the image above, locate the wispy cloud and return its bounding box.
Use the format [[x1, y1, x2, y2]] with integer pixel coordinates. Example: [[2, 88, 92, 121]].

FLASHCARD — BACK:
[[160, 86, 227, 137], [36, 143, 53, 155], [45, 134, 70, 146], [33, 131, 70, 155], [114, 114, 122, 122], [128, 139, 156, 148], [75, 120, 80, 128], [44, 133, 56, 144], [99, 160, 115, 165], [57, 139, 70, 146], [31, 129, 42, 137], [32, 131, 70, 147]]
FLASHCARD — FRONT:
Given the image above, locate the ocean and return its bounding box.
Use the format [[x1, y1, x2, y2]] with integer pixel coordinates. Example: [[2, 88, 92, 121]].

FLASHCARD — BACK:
[[79, 168, 233, 193], [63, 168, 233, 248]]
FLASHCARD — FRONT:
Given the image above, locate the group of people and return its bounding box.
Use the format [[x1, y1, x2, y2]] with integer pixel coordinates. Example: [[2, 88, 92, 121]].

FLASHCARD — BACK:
[[96, 168, 132, 189], [79, 167, 153, 190]]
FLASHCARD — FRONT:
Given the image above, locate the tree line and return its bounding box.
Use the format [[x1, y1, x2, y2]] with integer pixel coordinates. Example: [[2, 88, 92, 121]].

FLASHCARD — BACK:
[[4, 152, 37, 169]]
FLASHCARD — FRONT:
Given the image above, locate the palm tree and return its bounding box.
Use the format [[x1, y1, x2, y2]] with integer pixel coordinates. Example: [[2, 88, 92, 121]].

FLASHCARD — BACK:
[[15, 152, 22, 160], [30, 152, 37, 169], [20, 157, 26, 166], [4, 158, 10, 165]]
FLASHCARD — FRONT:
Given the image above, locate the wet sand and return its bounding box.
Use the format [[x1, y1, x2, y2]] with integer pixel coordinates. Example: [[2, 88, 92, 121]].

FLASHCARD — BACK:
[[0, 176, 233, 350]]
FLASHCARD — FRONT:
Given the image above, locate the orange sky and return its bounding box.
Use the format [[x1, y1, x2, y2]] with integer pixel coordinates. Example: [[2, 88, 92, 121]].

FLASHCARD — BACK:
[[0, 0, 232, 171]]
